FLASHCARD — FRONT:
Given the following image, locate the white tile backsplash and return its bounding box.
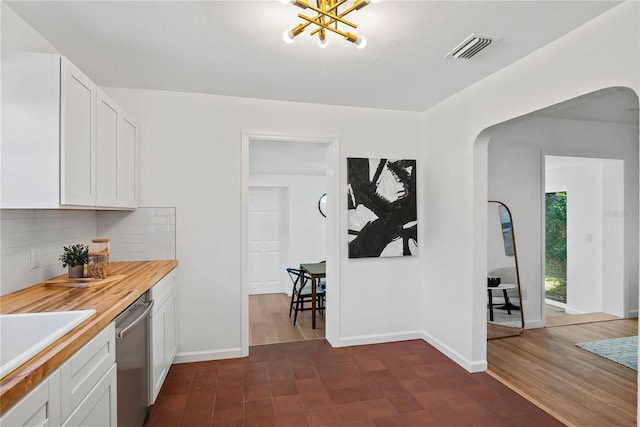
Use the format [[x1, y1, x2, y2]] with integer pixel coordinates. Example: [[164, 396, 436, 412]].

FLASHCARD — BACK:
[[0, 210, 97, 295], [97, 208, 176, 263], [0, 207, 177, 296]]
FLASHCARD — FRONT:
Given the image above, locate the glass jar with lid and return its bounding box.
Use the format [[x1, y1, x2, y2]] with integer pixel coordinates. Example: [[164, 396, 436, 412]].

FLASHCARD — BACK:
[[90, 238, 111, 276], [88, 252, 109, 279]]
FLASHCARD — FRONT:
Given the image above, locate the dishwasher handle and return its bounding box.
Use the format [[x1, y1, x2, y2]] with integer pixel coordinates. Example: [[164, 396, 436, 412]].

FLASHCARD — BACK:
[[116, 300, 154, 339]]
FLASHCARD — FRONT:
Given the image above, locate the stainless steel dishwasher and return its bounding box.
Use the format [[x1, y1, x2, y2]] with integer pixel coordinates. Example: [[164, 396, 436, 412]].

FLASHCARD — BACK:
[[115, 292, 154, 427]]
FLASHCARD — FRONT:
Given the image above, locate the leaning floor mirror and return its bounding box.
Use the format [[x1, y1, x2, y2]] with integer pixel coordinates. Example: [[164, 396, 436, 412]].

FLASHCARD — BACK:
[[487, 201, 524, 339]]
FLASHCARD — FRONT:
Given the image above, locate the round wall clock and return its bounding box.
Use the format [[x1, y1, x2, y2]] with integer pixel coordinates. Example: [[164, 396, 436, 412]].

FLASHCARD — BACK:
[[318, 193, 327, 217]]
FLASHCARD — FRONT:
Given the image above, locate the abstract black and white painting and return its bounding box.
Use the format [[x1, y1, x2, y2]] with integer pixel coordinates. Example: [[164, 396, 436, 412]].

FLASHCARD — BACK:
[[347, 158, 417, 258]]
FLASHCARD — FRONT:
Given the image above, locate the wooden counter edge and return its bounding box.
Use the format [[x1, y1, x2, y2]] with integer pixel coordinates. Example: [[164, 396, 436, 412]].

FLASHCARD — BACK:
[[0, 260, 178, 415]]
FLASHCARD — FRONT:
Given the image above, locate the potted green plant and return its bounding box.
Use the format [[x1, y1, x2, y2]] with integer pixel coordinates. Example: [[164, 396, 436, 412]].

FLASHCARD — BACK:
[[59, 244, 89, 278]]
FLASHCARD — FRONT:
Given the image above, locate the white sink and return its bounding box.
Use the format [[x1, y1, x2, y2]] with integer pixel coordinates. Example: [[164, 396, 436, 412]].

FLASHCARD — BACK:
[[0, 309, 95, 380]]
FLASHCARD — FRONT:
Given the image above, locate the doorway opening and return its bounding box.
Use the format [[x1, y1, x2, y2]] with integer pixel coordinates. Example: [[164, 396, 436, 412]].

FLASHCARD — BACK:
[[481, 86, 638, 425], [544, 155, 627, 324], [545, 191, 567, 305], [241, 134, 338, 353]]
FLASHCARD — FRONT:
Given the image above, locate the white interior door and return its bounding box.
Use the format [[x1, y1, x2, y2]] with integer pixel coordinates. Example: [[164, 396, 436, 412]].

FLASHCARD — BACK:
[[248, 187, 285, 295]]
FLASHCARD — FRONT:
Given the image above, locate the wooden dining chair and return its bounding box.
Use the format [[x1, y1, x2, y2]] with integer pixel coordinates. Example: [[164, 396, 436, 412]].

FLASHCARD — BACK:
[[318, 260, 327, 292], [286, 268, 326, 325]]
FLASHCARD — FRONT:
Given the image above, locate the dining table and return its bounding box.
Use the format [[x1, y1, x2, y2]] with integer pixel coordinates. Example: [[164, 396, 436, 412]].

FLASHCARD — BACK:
[[299, 262, 326, 329]]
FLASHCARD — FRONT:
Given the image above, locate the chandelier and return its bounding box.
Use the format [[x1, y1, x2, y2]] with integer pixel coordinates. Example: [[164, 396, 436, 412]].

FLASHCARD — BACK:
[[281, 0, 380, 49]]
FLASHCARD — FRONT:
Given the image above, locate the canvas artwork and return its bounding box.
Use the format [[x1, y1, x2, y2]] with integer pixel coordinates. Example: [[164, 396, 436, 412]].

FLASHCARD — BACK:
[[347, 157, 417, 258]]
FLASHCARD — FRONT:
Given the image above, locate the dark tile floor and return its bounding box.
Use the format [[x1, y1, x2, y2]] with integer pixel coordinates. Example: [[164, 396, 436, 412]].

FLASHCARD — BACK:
[[144, 339, 564, 427]]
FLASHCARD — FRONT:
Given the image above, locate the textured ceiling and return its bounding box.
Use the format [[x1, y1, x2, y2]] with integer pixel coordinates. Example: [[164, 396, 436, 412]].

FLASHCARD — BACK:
[[5, 0, 623, 112]]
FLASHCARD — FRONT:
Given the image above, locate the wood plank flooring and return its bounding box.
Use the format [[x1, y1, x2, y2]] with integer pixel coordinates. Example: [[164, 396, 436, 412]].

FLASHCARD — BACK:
[[250, 293, 324, 345], [545, 309, 620, 327], [488, 318, 637, 427]]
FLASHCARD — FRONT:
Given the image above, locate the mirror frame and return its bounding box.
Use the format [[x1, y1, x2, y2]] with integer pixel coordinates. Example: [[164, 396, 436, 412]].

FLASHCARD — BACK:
[[487, 200, 525, 339]]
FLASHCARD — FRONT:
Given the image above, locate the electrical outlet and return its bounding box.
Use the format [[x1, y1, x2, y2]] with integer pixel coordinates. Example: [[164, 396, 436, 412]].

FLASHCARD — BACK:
[[30, 247, 39, 269], [521, 287, 528, 300]]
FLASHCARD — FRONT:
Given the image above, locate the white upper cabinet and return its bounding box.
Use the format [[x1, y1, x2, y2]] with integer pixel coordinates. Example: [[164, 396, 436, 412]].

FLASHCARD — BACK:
[[0, 51, 137, 210], [60, 58, 97, 206], [96, 90, 119, 207], [96, 89, 137, 208], [117, 108, 138, 209], [1, 51, 61, 208]]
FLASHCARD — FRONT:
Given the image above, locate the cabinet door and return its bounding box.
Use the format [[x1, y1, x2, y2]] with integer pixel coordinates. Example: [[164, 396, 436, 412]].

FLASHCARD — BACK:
[[150, 301, 168, 405], [96, 90, 119, 207], [149, 272, 177, 405], [0, 371, 61, 427], [62, 364, 117, 427], [1, 52, 61, 208], [60, 57, 97, 206], [60, 323, 116, 420], [117, 113, 137, 208], [165, 292, 177, 368]]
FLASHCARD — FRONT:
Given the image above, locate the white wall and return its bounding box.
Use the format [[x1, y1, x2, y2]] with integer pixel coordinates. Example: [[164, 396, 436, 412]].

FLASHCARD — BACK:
[[602, 161, 626, 316], [102, 87, 424, 361], [422, 1, 639, 370]]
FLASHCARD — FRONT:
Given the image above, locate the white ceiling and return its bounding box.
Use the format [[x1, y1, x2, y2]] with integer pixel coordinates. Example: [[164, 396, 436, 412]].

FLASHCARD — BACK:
[[5, 0, 624, 112]]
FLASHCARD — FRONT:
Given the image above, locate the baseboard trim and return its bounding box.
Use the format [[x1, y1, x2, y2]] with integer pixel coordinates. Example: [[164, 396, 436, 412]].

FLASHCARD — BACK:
[[174, 347, 243, 364], [628, 309, 638, 319], [337, 330, 486, 373], [525, 319, 544, 329], [336, 331, 425, 348], [421, 331, 487, 373]]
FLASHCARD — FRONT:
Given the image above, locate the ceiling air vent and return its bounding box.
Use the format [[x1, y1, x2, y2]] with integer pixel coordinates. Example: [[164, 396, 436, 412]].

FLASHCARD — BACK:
[[445, 34, 500, 59]]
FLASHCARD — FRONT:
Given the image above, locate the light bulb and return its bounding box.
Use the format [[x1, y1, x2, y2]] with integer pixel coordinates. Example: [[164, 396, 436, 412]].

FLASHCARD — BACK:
[[283, 30, 295, 44], [354, 35, 367, 49], [318, 36, 329, 48]]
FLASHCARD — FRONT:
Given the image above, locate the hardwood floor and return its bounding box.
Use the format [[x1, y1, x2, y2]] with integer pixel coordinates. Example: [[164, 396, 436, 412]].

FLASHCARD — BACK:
[[544, 307, 621, 327], [250, 293, 324, 345], [488, 318, 638, 426]]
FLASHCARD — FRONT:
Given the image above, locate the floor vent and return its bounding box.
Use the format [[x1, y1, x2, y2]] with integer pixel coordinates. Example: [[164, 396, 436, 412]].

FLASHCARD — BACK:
[[445, 34, 500, 59]]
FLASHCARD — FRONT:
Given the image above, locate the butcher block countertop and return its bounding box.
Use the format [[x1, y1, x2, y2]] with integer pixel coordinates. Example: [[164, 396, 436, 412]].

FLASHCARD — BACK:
[[0, 260, 178, 414]]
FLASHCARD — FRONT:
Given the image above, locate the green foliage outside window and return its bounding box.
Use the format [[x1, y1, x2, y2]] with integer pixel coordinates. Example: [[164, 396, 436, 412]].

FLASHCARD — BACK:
[[545, 192, 567, 303], [546, 192, 567, 261]]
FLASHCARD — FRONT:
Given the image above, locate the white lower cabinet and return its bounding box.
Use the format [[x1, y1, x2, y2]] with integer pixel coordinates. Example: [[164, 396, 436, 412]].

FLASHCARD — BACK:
[[60, 322, 117, 425], [0, 323, 116, 427], [62, 365, 116, 427], [0, 370, 61, 427], [149, 270, 177, 404]]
